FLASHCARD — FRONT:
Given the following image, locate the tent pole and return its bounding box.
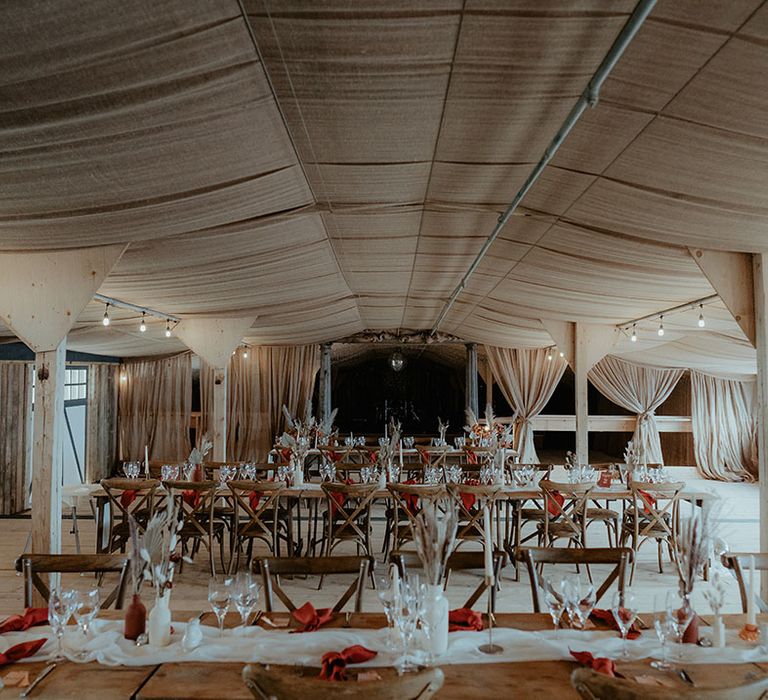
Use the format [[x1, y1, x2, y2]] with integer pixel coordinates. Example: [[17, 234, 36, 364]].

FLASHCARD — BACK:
[[753, 254, 768, 599]]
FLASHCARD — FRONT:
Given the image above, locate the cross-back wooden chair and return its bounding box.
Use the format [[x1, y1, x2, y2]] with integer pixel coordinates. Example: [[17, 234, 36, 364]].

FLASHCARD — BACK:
[[243, 664, 444, 700], [163, 480, 226, 576], [253, 555, 373, 613], [621, 480, 684, 581], [571, 667, 768, 700], [721, 552, 768, 613], [227, 480, 286, 572], [386, 484, 447, 551], [15, 553, 131, 609], [390, 549, 505, 612], [446, 483, 500, 547], [515, 546, 633, 612], [100, 478, 160, 553], [320, 482, 379, 558], [538, 480, 593, 548]]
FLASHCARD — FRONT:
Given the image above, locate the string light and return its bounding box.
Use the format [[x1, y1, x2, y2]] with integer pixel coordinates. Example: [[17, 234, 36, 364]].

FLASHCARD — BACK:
[[657, 316, 664, 337], [102, 304, 110, 326], [698, 304, 705, 328], [242, 347, 248, 359], [630, 324, 637, 342], [559, 351, 564, 358], [546, 348, 553, 361], [165, 320, 172, 338], [139, 312, 146, 333]]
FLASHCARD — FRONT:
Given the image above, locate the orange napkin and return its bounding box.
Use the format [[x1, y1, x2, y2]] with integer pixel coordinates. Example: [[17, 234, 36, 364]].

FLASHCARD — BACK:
[[319, 644, 377, 681], [448, 608, 484, 632], [248, 491, 261, 511], [546, 491, 565, 516], [0, 608, 47, 635], [590, 608, 641, 639], [464, 448, 478, 465], [0, 639, 46, 667], [638, 490, 657, 515], [417, 448, 430, 466], [570, 650, 617, 677], [182, 490, 201, 509], [120, 490, 138, 508], [290, 602, 335, 633]]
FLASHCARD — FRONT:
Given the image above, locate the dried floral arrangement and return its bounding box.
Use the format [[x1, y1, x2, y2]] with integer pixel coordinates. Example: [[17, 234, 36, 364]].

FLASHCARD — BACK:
[[675, 500, 721, 597], [437, 417, 449, 444], [377, 418, 401, 470], [188, 434, 212, 468], [464, 403, 513, 447], [412, 501, 458, 586], [623, 440, 643, 468]]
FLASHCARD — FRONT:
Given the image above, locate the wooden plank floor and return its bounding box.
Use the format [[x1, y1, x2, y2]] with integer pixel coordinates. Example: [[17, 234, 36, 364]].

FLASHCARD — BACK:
[[0, 469, 757, 617]]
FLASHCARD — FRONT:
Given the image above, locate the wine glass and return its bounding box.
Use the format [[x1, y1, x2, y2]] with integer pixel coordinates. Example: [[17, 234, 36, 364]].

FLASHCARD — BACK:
[[73, 587, 100, 639], [666, 590, 693, 660], [376, 573, 398, 650], [542, 576, 566, 638], [394, 576, 421, 672], [208, 578, 231, 637], [651, 593, 676, 670], [611, 590, 637, 659], [564, 576, 596, 630], [231, 572, 260, 629], [49, 588, 77, 661]]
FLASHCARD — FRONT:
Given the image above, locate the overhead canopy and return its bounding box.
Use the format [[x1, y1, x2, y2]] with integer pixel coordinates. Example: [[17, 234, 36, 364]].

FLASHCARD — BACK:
[[0, 0, 765, 375]]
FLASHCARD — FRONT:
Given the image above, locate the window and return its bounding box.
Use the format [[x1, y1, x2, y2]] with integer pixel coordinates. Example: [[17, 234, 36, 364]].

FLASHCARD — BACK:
[[64, 367, 87, 401]]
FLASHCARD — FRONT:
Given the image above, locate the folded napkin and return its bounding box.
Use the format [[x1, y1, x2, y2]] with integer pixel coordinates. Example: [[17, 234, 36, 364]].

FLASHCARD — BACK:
[[248, 491, 261, 511], [319, 644, 377, 681], [0, 639, 47, 667], [464, 448, 478, 465], [590, 608, 640, 639], [0, 608, 47, 635], [182, 490, 201, 509], [120, 490, 138, 508], [449, 608, 483, 632], [327, 451, 342, 463], [290, 602, 335, 633], [638, 490, 657, 515], [570, 650, 617, 677], [458, 479, 481, 510], [546, 491, 565, 516]]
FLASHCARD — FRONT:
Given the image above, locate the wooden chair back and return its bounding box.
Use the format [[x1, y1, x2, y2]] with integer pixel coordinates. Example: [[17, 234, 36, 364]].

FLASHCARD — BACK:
[[571, 667, 768, 699], [100, 478, 160, 525], [253, 555, 373, 613], [243, 664, 444, 699], [15, 553, 130, 609], [387, 484, 446, 525], [228, 480, 284, 543], [627, 481, 684, 544], [321, 482, 378, 552], [390, 549, 505, 611], [515, 546, 634, 612], [539, 479, 593, 541], [721, 552, 768, 613], [162, 480, 218, 536], [446, 484, 499, 543]]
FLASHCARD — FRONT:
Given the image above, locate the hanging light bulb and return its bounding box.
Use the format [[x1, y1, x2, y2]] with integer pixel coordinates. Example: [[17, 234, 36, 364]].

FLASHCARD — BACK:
[[697, 304, 705, 328], [547, 349, 553, 361], [165, 319, 172, 338], [139, 312, 147, 333], [559, 351, 564, 358], [630, 324, 637, 342], [242, 347, 248, 359], [657, 316, 665, 337], [102, 304, 110, 326]]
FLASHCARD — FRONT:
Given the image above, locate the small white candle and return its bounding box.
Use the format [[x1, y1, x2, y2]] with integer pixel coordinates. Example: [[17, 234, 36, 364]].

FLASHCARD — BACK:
[[748, 555, 757, 625], [144, 445, 149, 477], [399, 440, 403, 467], [483, 505, 494, 584], [713, 616, 726, 648], [391, 561, 400, 595], [384, 423, 388, 440]]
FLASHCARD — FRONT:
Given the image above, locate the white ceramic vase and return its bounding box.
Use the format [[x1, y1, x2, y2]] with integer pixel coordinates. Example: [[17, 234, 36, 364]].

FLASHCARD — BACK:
[[423, 584, 449, 655], [148, 591, 172, 647]]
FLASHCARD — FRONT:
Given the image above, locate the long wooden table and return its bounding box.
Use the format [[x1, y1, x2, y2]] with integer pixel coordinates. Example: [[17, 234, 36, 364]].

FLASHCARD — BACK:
[[2, 612, 764, 699]]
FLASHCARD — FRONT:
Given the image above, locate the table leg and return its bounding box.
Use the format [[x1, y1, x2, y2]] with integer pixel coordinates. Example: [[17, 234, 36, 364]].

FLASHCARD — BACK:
[[70, 506, 81, 554], [95, 497, 109, 553]]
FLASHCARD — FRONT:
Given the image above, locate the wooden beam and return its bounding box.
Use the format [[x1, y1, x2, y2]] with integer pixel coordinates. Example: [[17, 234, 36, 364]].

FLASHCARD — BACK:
[[690, 248, 755, 346], [211, 368, 227, 462], [753, 253, 768, 599], [466, 343, 479, 417], [483, 357, 493, 407], [318, 343, 332, 423]]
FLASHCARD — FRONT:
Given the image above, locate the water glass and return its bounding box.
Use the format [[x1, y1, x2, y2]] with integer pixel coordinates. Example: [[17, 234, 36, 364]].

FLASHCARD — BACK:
[[666, 590, 694, 660], [542, 576, 566, 638], [564, 577, 596, 629], [651, 594, 677, 670], [403, 437, 415, 449], [378, 437, 388, 447], [218, 465, 235, 485], [424, 466, 440, 485], [123, 462, 140, 479], [344, 435, 355, 447], [239, 463, 257, 480], [208, 579, 231, 637], [386, 464, 400, 483], [454, 437, 466, 449], [73, 587, 100, 639], [232, 572, 260, 628], [276, 464, 291, 484], [160, 464, 179, 481], [49, 588, 77, 661], [445, 466, 463, 484], [319, 462, 336, 482], [376, 574, 398, 650], [611, 591, 638, 659]]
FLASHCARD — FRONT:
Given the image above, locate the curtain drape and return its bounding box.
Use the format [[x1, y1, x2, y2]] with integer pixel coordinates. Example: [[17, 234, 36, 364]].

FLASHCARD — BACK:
[[589, 356, 684, 465], [486, 346, 567, 463], [86, 363, 119, 482], [118, 353, 191, 463], [200, 345, 320, 460], [0, 362, 30, 514], [690, 370, 757, 482]]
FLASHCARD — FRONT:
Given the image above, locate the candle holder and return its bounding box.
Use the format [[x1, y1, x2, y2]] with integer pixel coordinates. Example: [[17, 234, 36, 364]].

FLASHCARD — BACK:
[[739, 623, 760, 642], [478, 578, 503, 654]]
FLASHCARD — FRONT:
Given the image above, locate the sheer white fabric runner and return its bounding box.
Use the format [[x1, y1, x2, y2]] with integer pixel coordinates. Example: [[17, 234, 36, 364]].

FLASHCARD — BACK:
[[6, 620, 767, 668]]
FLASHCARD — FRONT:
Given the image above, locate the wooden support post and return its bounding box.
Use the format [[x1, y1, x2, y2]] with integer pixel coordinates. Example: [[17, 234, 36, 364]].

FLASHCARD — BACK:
[[466, 343, 479, 417], [574, 325, 589, 465], [753, 254, 768, 599], [31, 341, 66, 559], [481, 356, 494, 408], [211, 368, 227, 462], [318, 343, 332, 423]]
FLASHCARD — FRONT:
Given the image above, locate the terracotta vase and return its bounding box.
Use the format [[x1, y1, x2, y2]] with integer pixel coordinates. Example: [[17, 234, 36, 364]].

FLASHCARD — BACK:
[[124, 593, 147, 640], [683, 613, 699, 644], [191, 464, 204, 482]]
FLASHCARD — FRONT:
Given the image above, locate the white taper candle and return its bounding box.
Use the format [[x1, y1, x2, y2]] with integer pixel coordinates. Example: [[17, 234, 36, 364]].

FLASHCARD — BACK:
[[748, 555, 757, 625], [483, 505, 494, 584]]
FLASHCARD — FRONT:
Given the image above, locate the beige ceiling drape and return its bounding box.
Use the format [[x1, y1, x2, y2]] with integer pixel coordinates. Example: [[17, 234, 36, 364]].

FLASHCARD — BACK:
[[589, 356, 684, 466], [690, 370, 757, 482], [201, 345, 320, 461], [118, 352, 191, 462], [486, 346, 567, 464]]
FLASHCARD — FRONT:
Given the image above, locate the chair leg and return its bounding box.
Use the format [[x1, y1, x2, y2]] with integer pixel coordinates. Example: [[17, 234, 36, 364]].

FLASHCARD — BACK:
[[657, 539, 664, 574]]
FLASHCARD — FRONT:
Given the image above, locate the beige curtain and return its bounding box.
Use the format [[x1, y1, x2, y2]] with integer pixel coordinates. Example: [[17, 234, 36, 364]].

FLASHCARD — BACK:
[[486, 346, 567, 464], [0, 362, 31, 514], [589, 356, 684, 466], [690, 370, 757, 482], [118, 353, 191, 462], [201, 345, 320, 460], [86, 363, 119, 482]]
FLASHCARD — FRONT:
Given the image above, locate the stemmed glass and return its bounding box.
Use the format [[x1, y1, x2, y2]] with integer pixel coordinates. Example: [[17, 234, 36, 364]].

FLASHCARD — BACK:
[[376, 573, 398, 650], [542, 576, 566, 639], [611, 591, 637, 659], [564, 576, 596, 630], [394, 576, 421, 672], [231, 573, 260, 629], [651, 593, 676, 670], [666, 590, 693, 661], [208, 578, 231, 637], [49, 588, 77, 661]]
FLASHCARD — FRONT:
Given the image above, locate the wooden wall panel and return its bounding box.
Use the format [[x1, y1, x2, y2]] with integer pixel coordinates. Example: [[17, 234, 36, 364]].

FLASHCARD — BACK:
[[86, 363, 118, 481], [0, 362, 30, 514]]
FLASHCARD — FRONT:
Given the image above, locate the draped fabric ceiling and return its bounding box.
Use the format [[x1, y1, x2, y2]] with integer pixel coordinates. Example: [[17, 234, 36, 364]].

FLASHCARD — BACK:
[[1, 0, 767, 377]]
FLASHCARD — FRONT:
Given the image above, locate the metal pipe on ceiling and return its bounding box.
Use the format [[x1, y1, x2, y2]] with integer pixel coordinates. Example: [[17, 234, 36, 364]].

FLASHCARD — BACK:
[[93, 293, 180, 323], [430, 0, 657, 335]]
